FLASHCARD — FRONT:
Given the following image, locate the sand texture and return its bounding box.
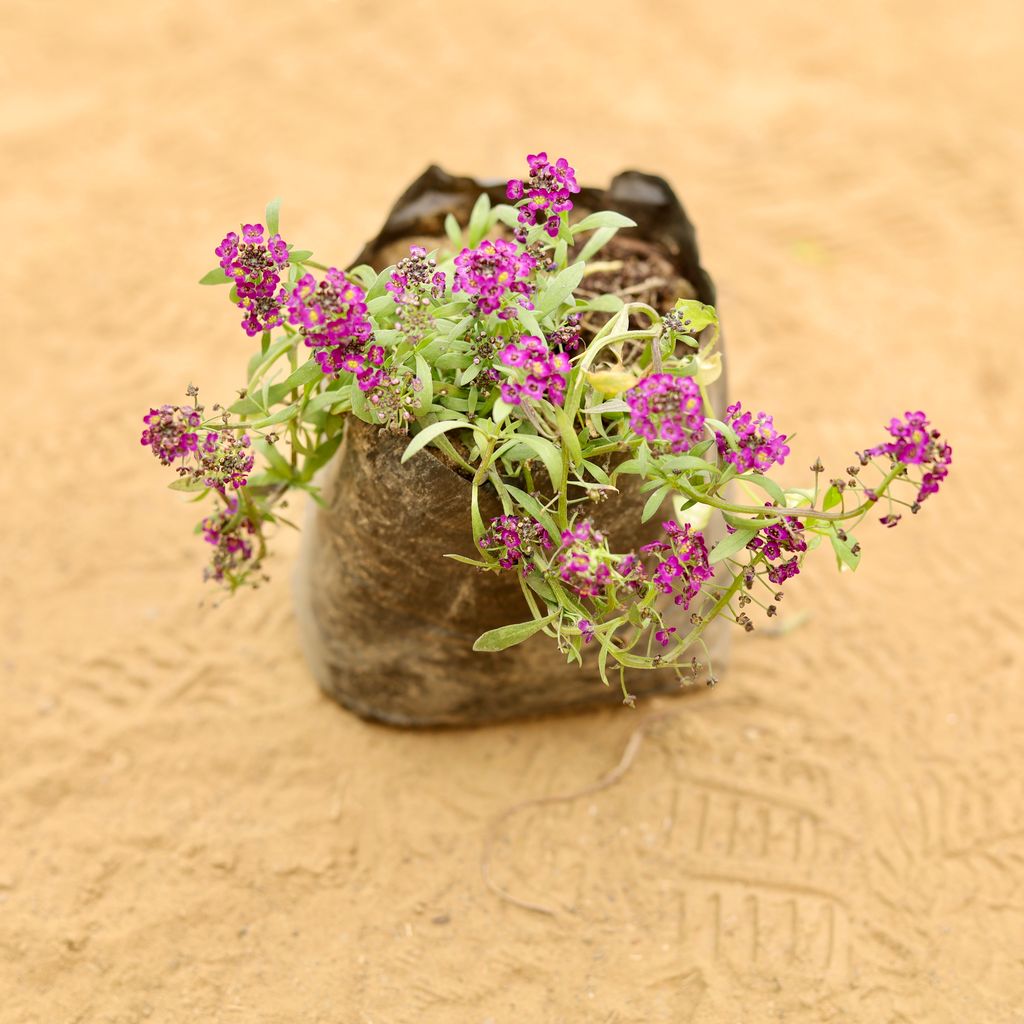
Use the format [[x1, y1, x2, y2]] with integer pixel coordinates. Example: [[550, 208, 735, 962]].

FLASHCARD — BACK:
[[2, 1, 1023, 1021]]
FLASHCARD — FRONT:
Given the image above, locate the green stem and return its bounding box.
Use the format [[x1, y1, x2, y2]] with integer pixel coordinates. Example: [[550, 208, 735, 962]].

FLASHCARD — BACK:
[[673, 462, 905, 525]]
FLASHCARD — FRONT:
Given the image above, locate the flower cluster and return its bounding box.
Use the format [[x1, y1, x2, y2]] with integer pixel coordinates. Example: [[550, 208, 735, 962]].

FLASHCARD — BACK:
[[865, 410, 952, 504], [640, 521, 713, 610], [141, 401, 254, 491], [715, 401, 790, 473], [506, 153, 581, 239], [464, 324, 505, 389], [749, 516, 807, 585], [363, 368, 425, 430], [558, 520, 612, 598], [386, 245, 446, 343], [141, 404, 201, 465], [215, 224, 290, 336], [546, 312, 583, 353], [194, 429, 254, 491], [479, 514, 553, 570], [286, 269, 376, 383], [499, 335, 571, 406], [625, 373, 705, 452], [386, 245, 446, 305], [201, 498, 258, 583], [452, 239, 537, 320]]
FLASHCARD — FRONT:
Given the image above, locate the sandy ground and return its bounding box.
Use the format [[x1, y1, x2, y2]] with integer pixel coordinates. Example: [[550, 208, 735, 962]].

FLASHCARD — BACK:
[[2, 1, 1023, 1021]]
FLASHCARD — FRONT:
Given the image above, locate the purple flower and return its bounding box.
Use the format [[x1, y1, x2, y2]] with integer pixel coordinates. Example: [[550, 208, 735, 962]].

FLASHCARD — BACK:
[[478, 514, 552, 570], [728, 513, 807, 587], [864, 410, 952, 504], [267, 233, 289, 266], [557, 520, 612, 598], [215, 222, 290, 335], [386, 246, 442, 306], [201, 497, 257, 583], [141, 404, 201, 465], [644, 521, 713, 610], [654, 627, 677, 647], [452, 238, 538, 320], [546, 313, 583, 353], [215, 231, 239, 270], [625, 374, 705, 453], [578, 619, 595, 644], [198, 431, 254, 491], [286, 268, 374, 378], [715, 401, 790, 474], [498, 335, 569, 406], [507, 153, 581, 238], [142, 401, 254, 491]]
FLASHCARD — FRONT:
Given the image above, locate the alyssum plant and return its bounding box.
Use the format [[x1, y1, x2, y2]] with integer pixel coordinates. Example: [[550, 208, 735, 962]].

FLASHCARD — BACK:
[[142, 154, 952, 702]]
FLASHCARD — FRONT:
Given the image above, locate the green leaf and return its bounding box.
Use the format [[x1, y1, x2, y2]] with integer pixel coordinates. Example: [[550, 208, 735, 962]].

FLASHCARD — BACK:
[[669, 299, 718, 336], [280, 358, 322, 392], [518, 306, 542, 337], [473, 614, 557, 653], [228, 394, 264, 416], [641, 483, 672, 523], [414, 353, 433, 412], [302, 389, 350, 419], [498, 435, 563, 489], [444, 212, 463, 248], [823, 485, 843, 511], [830, 531, 860, 571], [741, 473, 786, 507], [708, 528, 758, 565], [265, 198, 281, 236], [444, 553, 491, 568], [199, 268, 231, 286], [537, 262, 586, 315], [491, 397, 514, 425], [553, 406, 583, 468], [578, 293, 624, 313], [248, 334, 295, 384], [705, 418, 738, 451], [288, 249, 313, 264], [299, 433, 343, 480], [524, 573, 556, 603], [467, 192, 491, 247], [578, 227, 618, 263], [502, 485, 559, 540], [400, 418, 470, 463], [573, 211, 637, 232], [249, 402, 300, 429], [168, 477, 206, 492], [255, 438, 293, 480]]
